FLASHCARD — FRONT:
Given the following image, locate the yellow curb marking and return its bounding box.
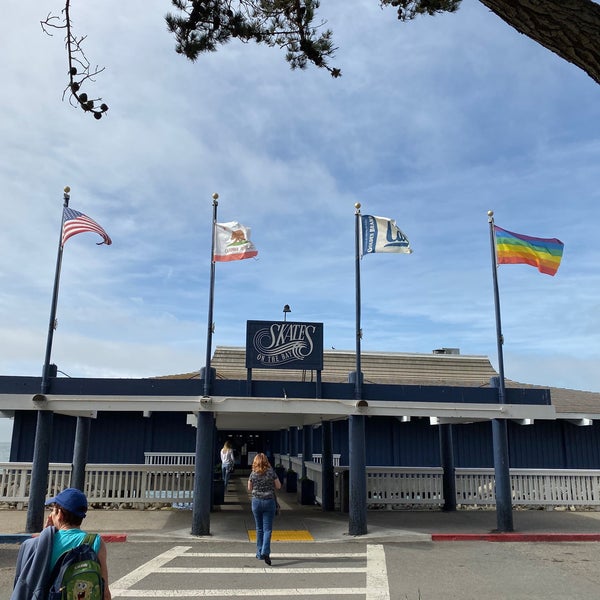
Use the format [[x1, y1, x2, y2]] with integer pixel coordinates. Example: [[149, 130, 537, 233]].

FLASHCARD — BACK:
[[247, 529, 314, 541]]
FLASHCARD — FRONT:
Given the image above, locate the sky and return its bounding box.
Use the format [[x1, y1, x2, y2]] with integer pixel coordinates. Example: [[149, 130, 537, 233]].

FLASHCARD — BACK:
[[1, 1, 599, 444]]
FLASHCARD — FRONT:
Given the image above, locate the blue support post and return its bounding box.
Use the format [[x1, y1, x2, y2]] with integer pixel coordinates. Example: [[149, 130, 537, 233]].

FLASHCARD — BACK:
[[291, 427, 298, 458], [439, 423, 456, 511], [348, 415, 367, 535], [25, 409, 53, 533], [302, 426, 313, 478], [281, 429, 287, 456], [321, 421, 335, 511], [492, 419, 513, 531], [490, 376, 513, 532], [191, 411, 214, 536], [71, 416, 91, 491]]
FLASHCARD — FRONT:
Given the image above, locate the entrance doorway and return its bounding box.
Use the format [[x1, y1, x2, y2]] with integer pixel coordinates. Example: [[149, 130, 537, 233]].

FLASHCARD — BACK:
[[217, 431, 273, 470]]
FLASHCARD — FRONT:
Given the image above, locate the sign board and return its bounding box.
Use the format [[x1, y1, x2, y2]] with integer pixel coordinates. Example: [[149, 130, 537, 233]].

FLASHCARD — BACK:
[[246, 320, 323, 371]]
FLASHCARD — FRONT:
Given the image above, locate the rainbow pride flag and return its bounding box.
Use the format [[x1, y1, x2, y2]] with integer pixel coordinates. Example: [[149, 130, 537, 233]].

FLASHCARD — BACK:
[[494, 225, 564, 276]]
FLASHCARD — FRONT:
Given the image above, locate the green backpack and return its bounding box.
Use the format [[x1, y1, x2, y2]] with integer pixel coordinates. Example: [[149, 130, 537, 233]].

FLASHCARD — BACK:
[[48, 533, 104, 600]]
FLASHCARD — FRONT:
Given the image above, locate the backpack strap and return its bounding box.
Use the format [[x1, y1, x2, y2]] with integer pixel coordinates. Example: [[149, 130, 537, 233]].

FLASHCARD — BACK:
[[82, 532, 99, 548], [49, 532, 99, 580]]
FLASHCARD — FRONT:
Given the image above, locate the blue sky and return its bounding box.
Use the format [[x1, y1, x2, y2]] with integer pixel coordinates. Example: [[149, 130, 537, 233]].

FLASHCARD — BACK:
[[1, 1, 599, 443]]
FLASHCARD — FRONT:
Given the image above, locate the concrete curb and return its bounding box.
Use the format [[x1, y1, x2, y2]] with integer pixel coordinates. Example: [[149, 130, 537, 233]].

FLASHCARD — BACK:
[[0, 534, 31, 544], [100, 534, 127, 543], [432, 532, 600, 542]]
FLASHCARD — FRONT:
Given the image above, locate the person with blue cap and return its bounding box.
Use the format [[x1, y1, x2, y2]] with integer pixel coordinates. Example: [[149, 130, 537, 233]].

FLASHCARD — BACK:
[[11, 488, 111, 600]]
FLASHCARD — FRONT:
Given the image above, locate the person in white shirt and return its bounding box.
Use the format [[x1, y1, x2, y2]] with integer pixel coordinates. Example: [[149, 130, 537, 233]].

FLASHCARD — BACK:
[[220, 440, 235, 488]]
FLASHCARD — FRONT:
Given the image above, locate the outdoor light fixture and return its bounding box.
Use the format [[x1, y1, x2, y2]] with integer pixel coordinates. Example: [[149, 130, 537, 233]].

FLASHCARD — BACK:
[[283, 304, 291, 321]]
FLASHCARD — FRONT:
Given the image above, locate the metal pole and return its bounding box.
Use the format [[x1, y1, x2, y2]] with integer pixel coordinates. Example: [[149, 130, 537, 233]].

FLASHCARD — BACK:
[[71, 416, 91, 491], [488, 210, 514, 532], [488, 211, 507, 404], [439, 424, 456, 511], [25, 410, 53, 532], [302, 426, 313, 478], [26, 187, 70, 533], [321, 421, 335, 511], [191, 411, 214, 535], [348, 414, 367, 535], [41, 188, 69, 393], [203, 194, 218, 397], [348, 203, 368, 535], [354, 204, 362, 400]]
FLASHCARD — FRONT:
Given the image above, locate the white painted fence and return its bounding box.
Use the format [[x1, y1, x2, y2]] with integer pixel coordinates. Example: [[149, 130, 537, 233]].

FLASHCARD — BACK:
[[0, 463, 195, 508], [1, 461, 599, 509], [144, 452, 195, 465], [143, 452, 342, 467]]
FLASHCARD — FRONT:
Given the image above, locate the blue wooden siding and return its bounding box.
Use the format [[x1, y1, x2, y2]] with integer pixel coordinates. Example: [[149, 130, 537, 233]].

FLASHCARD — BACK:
[[563, 421, 600, 468], [10, 410, 600, 470], [508, 420, 566, 468]]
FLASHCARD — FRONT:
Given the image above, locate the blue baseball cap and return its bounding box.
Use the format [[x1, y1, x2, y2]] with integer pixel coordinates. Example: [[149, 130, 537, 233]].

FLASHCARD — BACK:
[[45, 488, 88, 518]]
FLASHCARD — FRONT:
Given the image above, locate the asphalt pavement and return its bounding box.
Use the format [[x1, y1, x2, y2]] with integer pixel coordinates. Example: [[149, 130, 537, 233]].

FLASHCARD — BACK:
[[4, 476, 600, 600]]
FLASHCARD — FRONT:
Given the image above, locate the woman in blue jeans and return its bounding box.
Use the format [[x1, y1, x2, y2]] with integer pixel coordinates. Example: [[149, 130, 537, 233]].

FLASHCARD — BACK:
[[248, 452, 281, 565], [220, 440, 235, 488]]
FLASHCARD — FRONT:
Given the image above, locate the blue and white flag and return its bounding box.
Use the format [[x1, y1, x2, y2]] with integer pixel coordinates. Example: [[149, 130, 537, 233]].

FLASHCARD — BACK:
[[360, 215, 412, 256]]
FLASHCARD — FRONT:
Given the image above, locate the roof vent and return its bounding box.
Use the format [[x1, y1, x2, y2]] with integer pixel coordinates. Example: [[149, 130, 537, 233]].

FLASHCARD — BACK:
[[433, 348, 460, 355]]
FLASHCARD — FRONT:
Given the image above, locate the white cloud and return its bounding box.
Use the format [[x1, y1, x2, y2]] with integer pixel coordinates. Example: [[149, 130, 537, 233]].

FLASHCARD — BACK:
[[0, 1, 598, 442]]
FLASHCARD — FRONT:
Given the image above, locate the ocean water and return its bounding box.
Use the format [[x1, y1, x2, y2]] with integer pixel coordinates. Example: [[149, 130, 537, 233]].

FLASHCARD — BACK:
[[0, 442, 10, 462]]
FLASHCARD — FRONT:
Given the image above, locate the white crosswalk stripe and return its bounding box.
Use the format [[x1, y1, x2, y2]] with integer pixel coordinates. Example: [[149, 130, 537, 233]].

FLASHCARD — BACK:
[[111, 545, 390, 599]]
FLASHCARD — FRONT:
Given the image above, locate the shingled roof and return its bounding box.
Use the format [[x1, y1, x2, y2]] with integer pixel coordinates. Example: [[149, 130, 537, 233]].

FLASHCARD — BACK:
[[212, 346, 497, 387], [161, 346, 600, 418]]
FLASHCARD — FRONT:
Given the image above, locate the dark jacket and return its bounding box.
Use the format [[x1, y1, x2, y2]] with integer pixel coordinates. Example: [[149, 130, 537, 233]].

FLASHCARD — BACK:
[[11, 526, 56, 600]]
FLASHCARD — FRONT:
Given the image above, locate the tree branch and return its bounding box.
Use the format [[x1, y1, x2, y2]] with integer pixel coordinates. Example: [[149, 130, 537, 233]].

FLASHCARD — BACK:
[[478, 0, 600, 85], [41, 0, 109, 119]]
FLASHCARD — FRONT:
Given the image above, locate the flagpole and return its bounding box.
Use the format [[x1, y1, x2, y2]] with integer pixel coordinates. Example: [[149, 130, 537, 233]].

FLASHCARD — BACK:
[[203, 193, 218, 397], [40, 187, 70, 394], [487, 209, 514, 533], [487, 210, 506, 403], [354, 203, 362, 400], [192, 193, 219, 536], [26, 186, 69, 533], [350, 203, 367, 536]]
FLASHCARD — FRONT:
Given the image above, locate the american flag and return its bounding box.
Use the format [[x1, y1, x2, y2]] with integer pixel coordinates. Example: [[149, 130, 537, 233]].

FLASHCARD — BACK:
[[62, 207, 112, 247]]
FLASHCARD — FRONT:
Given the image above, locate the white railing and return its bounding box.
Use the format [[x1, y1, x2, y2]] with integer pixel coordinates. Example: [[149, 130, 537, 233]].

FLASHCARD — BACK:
[[455, 468, 600, 506], [364, 467, 444, 508], [305, 454, 341, 467], [0, 463, 195, 508], [144, 452, 195, 465], [2, 462, 600, 510], [306, 461, 322, 504], [274, 453, 341, 469], [143, 452, 342, 467]]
